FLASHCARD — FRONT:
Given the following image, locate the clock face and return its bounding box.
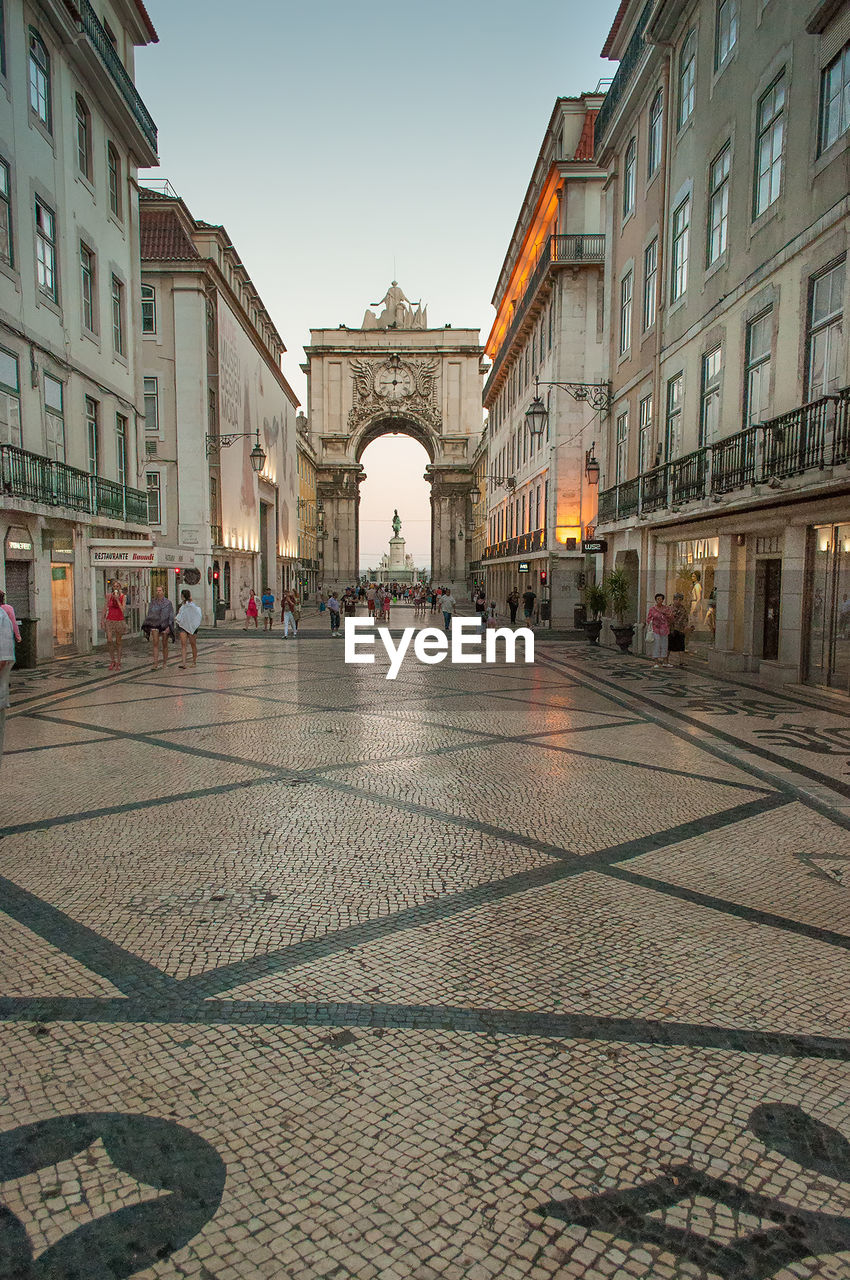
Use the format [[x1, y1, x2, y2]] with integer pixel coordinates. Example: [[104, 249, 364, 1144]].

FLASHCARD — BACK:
[[375, 363, 414, 399]]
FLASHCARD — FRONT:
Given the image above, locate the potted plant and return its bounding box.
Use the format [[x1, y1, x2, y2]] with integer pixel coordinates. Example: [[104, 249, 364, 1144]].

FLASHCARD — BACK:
[[605, 567, 635, 652], [583, 582, 607, 644]]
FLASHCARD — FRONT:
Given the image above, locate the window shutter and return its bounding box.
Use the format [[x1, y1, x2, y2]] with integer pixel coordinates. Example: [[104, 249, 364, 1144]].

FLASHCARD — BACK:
[[0, 390, 20, 445], [822, 11, 850, 63]]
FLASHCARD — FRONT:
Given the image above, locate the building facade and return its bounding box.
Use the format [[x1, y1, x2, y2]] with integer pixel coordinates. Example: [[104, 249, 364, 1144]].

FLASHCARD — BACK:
[[482, 94, 607, 627], [139, 188, 299, 621], [296, 412, 319, 601], [0, 0, 158, 659], [468, 425, 488, 595], [594, 0, 850, 693]]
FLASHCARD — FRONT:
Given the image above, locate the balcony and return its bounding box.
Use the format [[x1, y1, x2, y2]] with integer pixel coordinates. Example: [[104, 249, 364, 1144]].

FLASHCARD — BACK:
[[484, 234, 605, 399], [593, 0, 654, 153], [79, 0, 158, 156], [1, 443, 148, 524], [210, 524, 223, 547], [596, 390, 850, 526], [482, 528, 546, 561]]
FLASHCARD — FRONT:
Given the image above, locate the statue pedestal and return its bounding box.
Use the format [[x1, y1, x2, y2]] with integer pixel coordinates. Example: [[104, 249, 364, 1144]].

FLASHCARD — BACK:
[[387, 536, 407, 572]]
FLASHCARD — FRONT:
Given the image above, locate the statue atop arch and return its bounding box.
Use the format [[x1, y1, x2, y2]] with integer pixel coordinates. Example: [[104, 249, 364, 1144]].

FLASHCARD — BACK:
[[392, 509, 401, 537], [362, 282, 428, 331]]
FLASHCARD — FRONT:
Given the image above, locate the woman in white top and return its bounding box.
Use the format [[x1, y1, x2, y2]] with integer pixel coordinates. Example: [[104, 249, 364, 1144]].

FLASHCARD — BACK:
[[175, 590, 202, 669]]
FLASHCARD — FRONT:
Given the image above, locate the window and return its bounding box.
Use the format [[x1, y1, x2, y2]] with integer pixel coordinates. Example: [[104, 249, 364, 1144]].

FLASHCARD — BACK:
[[619, 270, 633, 355], [678, 31, 696, 128], [744, 309, 772, 426], [643, 238, 658, 331], [146, 471, 161, 525], [144, 376, 159, 432], [141, 283, 156, 333], [115, 414, 127, 487], [615, 410, 629, 483], [638, 394, 653, 472], [707, 142, 731, 265], [208, 387, 218, 441], [0, 347, 21, 447], [647, 90, 663, 176], [0, 157, 12, 266], [75, 95, 91, 179], [623, 137, 636, 217], [107, 143, 121, 218], [700, 347, 722, 445], [28, 30, 50, 128], [111, 274, 125, 354], [671, 197, 690, 301], [665, 374, 683, 461], [754, 72, 785, 218], [44, 374, 64, 461], [80, 242, 95, 332], [715, 0, 738, 71], [206, 297, 216, 353], [819, 43, 850, 154], [85, 395, 98, 473], [35, 197, 56, 301], [807, 259, 845, 398]]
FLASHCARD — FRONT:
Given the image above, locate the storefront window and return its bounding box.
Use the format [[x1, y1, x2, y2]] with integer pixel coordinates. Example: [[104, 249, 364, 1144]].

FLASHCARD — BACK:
[[668, 538, 719, 655], [808, 524, 850, 694]]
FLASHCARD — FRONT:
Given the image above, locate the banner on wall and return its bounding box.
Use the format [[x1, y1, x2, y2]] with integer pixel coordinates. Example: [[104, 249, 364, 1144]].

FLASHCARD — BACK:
[[89, 543, 197, 568]]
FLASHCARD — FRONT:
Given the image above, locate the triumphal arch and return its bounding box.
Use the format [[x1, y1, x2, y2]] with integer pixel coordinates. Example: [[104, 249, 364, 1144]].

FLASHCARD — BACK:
[[304, 284, 486, 588]]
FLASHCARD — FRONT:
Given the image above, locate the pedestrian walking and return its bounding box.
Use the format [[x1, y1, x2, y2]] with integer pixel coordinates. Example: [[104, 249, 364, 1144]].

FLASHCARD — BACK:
[[522, 586, 537, 625], [327, 593, 341, 636], [344, 592, 357, 619], [668, 592, 692, 668], [474, 588, 487, 630], [507, 588, 519, 625], [261, 587, 275, 630], [0, 589, 21, 644], [382, 591, 391, 622], [142, 585, 175, 669], [366, 587, 376, 617], [282, 589, 298, 637], [244, 589, 259, 629], [176, 589, 202, 668], [441, 590, 456, 631], [646, 592, 673, 668], [100, 581, 127, 672], [0, 604, 13, 764]]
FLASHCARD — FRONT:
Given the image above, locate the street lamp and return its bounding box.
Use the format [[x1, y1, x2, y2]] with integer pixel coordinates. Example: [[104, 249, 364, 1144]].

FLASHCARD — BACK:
[[585, 443, 601, 486], [205, 427, 267, 473], [524, 394, 548, 439]]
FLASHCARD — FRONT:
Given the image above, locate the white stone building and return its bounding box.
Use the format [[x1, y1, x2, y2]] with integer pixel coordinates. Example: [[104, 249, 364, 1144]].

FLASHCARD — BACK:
[[139, 188, 300, 621], [482, 94, 607, 627], [594, 0, 850, 693], [0, 0, 158, 658]]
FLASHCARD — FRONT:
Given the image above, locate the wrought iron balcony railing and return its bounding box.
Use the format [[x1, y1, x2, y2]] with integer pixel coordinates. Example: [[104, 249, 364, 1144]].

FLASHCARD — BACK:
[[485, 234, 606, 398], [595, 389, 850, 526], [0, 443, 148, 524], [593, 0, 654, 153], [482, 528, 547, 561], [80, 0, 158, 155]]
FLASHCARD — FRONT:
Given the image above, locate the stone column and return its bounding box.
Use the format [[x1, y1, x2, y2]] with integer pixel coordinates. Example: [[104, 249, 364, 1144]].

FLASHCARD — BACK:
[[317, 466, 362, 590], [777, 524, 807, 683]]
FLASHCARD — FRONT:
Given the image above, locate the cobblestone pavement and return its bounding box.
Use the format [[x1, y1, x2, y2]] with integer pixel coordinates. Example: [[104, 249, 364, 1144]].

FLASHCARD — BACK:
[[2, 613, 850, 1279]]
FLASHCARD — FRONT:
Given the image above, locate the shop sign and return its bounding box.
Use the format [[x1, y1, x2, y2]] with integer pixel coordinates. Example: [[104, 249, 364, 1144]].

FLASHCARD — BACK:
[[89, 543, 196, 568], [582, 538, 608, 554], [4, 527, 34, 559], [518, 561, 530, 573]]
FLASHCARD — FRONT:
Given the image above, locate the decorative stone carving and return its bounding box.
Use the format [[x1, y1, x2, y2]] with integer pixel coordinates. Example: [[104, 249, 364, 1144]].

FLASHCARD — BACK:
[[348, 357, 441, 433]]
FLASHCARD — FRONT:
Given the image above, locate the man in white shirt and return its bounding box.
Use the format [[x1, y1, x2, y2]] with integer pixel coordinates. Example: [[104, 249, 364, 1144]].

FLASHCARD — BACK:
[[441, 591, 456, 631], [327, 594, 341, 636]]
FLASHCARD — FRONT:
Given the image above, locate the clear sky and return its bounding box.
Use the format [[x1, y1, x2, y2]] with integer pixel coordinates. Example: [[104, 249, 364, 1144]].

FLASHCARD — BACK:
[[135, 0, 615, 567]]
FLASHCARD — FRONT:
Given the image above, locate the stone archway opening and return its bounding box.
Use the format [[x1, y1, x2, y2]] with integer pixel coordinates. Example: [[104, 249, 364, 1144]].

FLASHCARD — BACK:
[[358, 433, 432, 582]]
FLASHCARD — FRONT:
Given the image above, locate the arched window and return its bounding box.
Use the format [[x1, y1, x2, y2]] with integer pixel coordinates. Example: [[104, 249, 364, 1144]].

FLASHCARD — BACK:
[[141, 283, 156, 333], [647, 89, 663, 175], [75, 94, 91, 179], [678, 31, 696, 129], [623, 137, 637, 217], [28, 30, 50, 128]]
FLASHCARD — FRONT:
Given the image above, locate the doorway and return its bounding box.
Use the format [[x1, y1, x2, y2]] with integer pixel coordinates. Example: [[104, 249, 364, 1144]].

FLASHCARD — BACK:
[[51, 563, 75, 649], [761, 558, 781, 660], [807, 524, 850, 693]]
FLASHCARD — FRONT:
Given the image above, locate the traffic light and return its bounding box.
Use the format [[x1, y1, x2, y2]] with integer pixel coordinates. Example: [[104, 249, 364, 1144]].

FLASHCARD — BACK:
[[540, 569, 548, 585], [213, 570, 219, 581]]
